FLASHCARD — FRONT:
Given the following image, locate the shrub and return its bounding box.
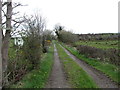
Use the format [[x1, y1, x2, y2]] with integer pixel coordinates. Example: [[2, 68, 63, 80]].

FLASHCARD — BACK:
[[59, 30, 79, 44], [22, 35, 42, 69], [7, 34, 42, 85], [8, 41, 30, 84]]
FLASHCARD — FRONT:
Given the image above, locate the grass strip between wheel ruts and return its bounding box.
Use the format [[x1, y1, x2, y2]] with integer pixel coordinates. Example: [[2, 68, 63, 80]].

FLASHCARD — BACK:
[[56, 43, 98, 88]]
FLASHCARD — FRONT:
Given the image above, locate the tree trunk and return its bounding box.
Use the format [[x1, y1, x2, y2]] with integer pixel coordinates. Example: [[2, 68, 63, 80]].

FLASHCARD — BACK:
[[0, 0, 2, 89], [2, 0, 12, 86]]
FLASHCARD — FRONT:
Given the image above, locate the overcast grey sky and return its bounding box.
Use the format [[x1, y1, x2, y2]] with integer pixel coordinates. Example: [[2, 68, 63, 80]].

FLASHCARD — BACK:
[[11, 0, 119, 34]]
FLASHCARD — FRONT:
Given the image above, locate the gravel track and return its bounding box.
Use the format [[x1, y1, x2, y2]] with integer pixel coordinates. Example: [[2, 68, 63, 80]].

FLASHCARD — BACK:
[[45, 44, 70, 88]]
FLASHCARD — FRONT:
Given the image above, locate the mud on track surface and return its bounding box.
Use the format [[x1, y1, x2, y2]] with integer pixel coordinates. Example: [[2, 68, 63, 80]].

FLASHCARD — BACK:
[[45, 44, 70, 88], [60, 44, 118, 88]]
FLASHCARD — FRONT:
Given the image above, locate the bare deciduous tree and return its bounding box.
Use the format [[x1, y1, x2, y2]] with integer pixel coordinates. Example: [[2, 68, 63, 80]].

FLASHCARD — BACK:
[[23, 13, 46, 40], [0, 0, 2, 88], [54, 24, 64, 40], [1, 0, 24, 86], [21, 13, 46, 67], [1, 0, 12, 86]]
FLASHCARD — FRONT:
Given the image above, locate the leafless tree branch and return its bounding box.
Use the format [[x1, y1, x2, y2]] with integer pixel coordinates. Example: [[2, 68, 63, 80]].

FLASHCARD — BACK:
[[2, 9, 7, 17], [12, 3, 27, 9], [12, 11, 20, 15], [2, 2, 7, 7], [2, 21, 6, 25], [12, 3, 22, 9]]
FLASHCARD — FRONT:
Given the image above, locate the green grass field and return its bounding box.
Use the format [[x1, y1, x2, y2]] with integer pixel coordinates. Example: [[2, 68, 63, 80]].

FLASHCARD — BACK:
[[61, 43, 119, 84], [75, 40, 118, 50], [56, 43, 98, 88], [10, 44, 54, 88]]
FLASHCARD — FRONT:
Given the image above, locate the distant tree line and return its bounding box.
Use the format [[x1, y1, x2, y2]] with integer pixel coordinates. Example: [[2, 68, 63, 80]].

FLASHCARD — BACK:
[[77, 33, 118, 41]]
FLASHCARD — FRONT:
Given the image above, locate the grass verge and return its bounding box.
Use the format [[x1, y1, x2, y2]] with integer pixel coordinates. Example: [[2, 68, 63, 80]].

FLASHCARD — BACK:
[[56, 43, 98, 88], [61, 43, 119, 84], [10, 44, 54, 88]]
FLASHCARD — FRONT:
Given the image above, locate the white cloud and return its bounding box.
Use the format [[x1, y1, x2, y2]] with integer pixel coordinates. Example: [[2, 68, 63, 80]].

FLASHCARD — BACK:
[[11, 0, 119, 34]]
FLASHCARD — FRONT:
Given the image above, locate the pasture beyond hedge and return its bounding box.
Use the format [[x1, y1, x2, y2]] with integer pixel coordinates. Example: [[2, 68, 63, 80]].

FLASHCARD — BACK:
[[75, 40, 119, 50]]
